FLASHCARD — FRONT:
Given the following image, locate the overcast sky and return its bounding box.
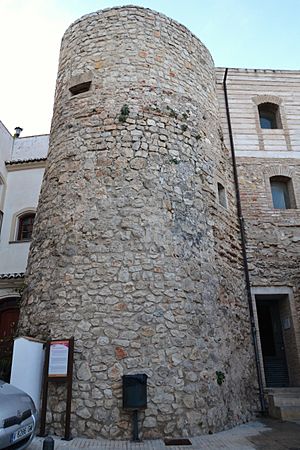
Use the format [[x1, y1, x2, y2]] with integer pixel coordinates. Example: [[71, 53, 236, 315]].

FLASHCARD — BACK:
[[1, 0, 299, 137]]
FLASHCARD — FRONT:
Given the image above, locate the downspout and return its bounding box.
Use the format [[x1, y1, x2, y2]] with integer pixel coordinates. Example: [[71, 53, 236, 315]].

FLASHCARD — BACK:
[[222, 68, 266, 413]]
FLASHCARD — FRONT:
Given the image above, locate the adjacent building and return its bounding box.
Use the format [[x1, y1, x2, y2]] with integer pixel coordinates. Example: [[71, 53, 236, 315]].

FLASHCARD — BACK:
[[0, 122, 48, 380], [216, 68, 300, 393]]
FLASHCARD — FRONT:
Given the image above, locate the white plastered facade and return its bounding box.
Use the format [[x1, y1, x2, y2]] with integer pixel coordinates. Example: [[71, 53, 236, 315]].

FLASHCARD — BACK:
[[0, 124, 49, 298]]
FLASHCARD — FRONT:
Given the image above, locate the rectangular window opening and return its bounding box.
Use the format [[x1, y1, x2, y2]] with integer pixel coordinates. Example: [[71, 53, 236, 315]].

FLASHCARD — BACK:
[[0, 211, 3, 236], [270, 176, 296, 210], [217, 183, 227, 208], [69, 81, 91, 96]]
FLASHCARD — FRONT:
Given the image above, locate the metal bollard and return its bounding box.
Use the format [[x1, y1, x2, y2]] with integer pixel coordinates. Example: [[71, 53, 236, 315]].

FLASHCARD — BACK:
[[43, 436, 54, 450]]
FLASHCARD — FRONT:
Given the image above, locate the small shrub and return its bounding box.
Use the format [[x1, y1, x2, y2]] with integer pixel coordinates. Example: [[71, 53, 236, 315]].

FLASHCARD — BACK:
[[216, 371, 225, 386], [118, 104, 130, 123], [166, 105, 177, 118]]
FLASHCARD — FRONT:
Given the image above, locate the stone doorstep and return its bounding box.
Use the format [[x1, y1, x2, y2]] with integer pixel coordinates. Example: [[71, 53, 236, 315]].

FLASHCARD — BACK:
[[267, 387, 300, 421], [272, 396, 300, 406], [265, 387, 300, 394], [279, 406, 300, 420]]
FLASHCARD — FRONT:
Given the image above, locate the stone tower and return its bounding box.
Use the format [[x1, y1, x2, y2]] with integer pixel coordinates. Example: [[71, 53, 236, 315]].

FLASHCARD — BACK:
[[19, 6, 258, 439]]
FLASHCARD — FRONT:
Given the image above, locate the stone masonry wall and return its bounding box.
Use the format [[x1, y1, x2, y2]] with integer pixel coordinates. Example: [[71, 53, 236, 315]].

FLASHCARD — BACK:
[[18, 7, 258, 439], [237, 157, 300, 384]]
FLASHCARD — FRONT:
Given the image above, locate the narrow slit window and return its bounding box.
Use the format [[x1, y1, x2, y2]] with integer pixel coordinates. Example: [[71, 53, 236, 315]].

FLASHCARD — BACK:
[[0, 175, 4, 206], [69, 81, 91, 96], [0, 211, 3, 236], [217, 183, 227, 208]]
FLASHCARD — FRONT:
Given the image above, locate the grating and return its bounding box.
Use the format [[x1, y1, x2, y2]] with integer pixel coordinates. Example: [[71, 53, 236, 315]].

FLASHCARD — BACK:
[[164, 438, 192, 446]]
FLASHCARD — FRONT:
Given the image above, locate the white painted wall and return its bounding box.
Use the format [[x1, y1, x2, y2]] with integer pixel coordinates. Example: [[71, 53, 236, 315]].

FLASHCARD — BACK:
[[0, 122, 13, 210], [0, 167, 45, 273], [12, 134, 49, 161], [0, 121, 13, 167], [0, 124, 49, 275]]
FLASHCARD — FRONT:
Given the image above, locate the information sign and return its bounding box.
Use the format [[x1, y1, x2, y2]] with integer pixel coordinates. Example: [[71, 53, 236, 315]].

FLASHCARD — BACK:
[[39, 337, 74, 440], [48, 340, 69, 377]]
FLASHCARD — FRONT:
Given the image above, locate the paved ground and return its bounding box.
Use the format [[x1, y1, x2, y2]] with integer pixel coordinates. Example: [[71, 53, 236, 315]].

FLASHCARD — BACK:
[[28, 418, 300, 450]]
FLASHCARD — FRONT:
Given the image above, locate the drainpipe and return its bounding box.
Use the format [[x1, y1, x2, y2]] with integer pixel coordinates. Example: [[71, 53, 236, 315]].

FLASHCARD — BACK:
[[222, 68, 266, 413]]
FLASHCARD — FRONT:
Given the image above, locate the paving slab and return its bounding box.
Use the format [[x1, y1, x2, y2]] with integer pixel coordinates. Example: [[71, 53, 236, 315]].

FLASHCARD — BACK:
[[27, 418, 300, 450]]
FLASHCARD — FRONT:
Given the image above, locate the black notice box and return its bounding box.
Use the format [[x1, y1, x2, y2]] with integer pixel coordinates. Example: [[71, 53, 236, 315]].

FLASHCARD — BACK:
[[122, 374, 148, 410]]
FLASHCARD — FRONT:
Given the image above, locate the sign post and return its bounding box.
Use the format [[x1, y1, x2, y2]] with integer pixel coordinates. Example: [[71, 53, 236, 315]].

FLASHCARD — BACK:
[[39, 337, 74, 440]]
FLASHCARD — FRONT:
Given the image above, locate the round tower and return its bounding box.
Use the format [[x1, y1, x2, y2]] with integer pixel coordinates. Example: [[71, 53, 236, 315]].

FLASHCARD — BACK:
[[19, 6, 258, 439]]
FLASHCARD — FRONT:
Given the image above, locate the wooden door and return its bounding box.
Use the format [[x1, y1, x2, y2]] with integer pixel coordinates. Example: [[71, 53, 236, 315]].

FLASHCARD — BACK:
[[0, 307, 19, 381]]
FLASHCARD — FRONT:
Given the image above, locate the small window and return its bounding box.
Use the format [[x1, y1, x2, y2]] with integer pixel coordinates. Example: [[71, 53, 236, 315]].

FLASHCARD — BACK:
[[0, 175, 4, 206], [17, 213, 35, 241], [0, 211, 3, 235], [217, 183, 227, 208], [69, 81, 91, 96], [258, 102, 281, 129], [270, 176, 295, 209]]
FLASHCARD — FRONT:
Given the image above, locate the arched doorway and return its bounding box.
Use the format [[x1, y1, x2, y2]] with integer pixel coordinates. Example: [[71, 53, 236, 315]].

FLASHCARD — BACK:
[[0, 297, 20, 382]]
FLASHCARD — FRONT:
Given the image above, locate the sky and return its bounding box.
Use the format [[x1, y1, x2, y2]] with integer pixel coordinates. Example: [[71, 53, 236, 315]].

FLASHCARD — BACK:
[[0, 0, 299, 137]]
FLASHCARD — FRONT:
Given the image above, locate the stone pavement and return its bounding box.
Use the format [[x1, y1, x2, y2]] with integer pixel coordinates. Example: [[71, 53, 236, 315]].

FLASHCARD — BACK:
[[28, 418, 300, 450]]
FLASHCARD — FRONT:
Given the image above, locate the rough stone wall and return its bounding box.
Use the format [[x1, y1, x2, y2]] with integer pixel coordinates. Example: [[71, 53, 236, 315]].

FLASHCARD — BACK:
[[237, 157, 300, 384], [18, 6, 258, 439]]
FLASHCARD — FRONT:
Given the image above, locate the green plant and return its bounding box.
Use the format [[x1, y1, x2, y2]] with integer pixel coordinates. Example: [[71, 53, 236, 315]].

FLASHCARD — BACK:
[[166, 105, 177, 118], [182, 112, 188, 120], [195, 134, 201, 140], [118, 104, 130, 123], [151, 104, 161, 112], [216, 370, 225, 385], [181, 124, 188, 132]]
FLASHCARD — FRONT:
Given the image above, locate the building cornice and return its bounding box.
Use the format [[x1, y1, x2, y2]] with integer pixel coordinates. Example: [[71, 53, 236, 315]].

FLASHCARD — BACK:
[[0, 273, 24, 289], [5, 158, 47, 171], [235, 151, 300, 159], [0, 272, 25, 280]]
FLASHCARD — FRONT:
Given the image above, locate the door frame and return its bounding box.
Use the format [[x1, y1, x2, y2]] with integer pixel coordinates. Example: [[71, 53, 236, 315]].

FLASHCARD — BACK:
[[252, 286, 300, 387]]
